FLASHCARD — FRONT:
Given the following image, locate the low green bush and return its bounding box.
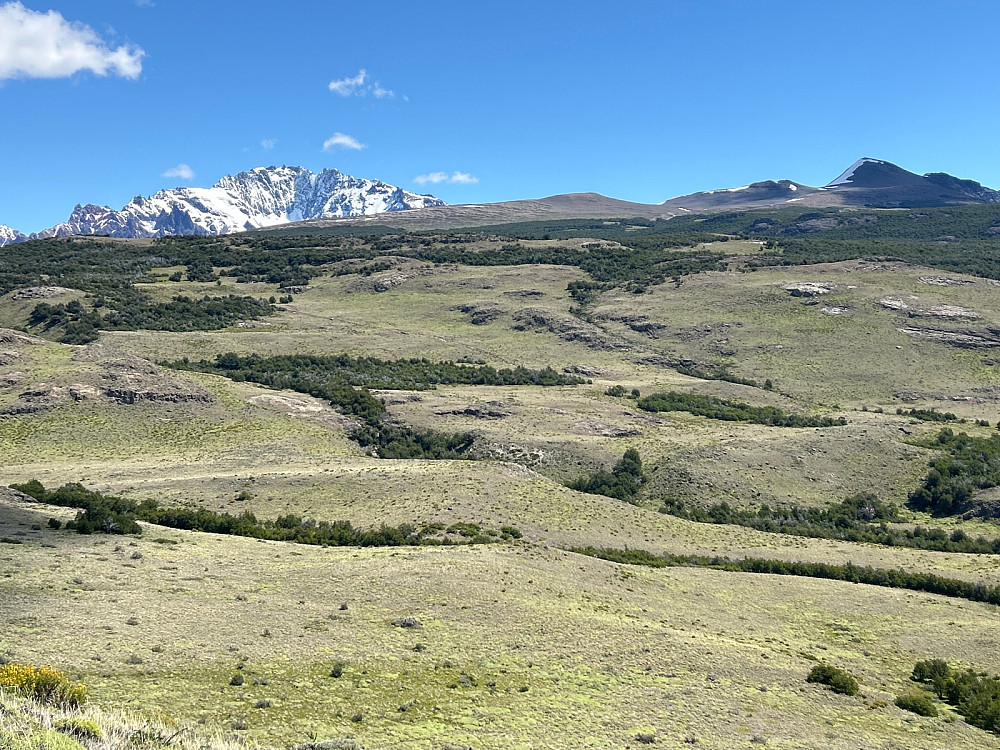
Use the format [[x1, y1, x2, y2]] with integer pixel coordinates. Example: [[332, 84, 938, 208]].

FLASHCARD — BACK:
[[807, 664, 859, 696]]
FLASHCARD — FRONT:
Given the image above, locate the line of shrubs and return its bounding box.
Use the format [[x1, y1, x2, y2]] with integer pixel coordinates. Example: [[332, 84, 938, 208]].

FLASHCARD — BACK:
[[12, 480, 521, 548], [636, 391, 846, 428], [659, 493, 1000, 554], [570, 545, 1000, 607]]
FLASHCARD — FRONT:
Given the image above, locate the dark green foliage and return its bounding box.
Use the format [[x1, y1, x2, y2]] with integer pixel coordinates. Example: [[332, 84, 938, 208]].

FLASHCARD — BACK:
[[10, 481, 520, 550], [660, 494, 1000, 553], [28, 293, 272, 342], [897, 407, 960, 423], [567, 448, 646, 501], [168, 353, 581, 460], [605, 385, 627, 397], [912, 659, 951, 690], [895, 691, 938, 717], [674, 364, 762, 389], [910, 659, 1000, 732], [637, 391, 846, 428], [9, 481, 142, 535], [907, 429, 1000, 516], [571, 546, 1000, 607], [807, 664, 860, 696]]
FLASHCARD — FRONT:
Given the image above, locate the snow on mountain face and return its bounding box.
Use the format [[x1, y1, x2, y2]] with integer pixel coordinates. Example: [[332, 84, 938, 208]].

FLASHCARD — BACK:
[[28, 166, 445, 241], [825, 158, 885, 187], [0, 225, 26, 247]]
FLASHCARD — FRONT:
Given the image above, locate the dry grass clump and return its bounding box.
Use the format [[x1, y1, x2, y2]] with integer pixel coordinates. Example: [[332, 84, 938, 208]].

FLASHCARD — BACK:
[[0, 689, 260, 750]]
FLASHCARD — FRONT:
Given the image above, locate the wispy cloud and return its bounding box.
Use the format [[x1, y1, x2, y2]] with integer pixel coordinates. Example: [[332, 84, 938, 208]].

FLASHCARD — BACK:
[[323, 132, 364, 151], [134, 0, 154, 7], [329, 68, 396, 99], [260, 138, 278, 150], [0, 2, 144, 80], [162, 163, 194, 180], [414, 171, 479, 186]]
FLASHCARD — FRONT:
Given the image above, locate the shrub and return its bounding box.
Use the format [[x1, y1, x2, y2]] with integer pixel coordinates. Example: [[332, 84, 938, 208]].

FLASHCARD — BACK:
[[895, 690, 938, 717], [54, 718, 103, 740], [807, 664, 859, 696], [229, 673, 245, 686], [0, 664, 87, 706]]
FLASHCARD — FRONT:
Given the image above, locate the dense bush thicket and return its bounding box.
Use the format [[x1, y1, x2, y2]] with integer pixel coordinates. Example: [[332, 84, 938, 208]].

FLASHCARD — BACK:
[[636, 391, 846, 428], [11, 481, 520, 547], [907, 429, 1000, 516], [807, 664, 859, 696], [571, 546, 1000, 606], [896, 407, 960, 423], [660, 494, 1000, 554], [567, 448, 646, 501], [29, 294, 273, 343], [911, 659, 1000, 732], [167, 353, 581, 459]]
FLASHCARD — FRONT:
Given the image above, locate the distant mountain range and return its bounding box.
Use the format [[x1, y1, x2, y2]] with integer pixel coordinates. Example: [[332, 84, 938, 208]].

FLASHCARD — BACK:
[[660, 158, 1000, 213], [285, 158, 1000, 232], [3, 158, 999, 245], [0, 166, 444, 246]]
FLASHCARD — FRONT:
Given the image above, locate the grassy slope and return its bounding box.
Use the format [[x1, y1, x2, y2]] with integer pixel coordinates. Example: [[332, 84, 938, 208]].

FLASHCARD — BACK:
[[4, 249, 1000, 747], [2, 500, 998, 750]]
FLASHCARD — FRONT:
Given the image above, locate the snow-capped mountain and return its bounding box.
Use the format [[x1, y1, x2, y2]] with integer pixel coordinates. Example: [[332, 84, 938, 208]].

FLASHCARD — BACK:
[[3, 167, 444, 245], [661, 158, 1000, 212], [0, 225, 25, 246]]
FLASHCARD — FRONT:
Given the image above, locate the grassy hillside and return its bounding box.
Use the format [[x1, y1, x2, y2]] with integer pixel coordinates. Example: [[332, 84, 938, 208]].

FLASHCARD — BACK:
[[4, 216, 1000, 747]]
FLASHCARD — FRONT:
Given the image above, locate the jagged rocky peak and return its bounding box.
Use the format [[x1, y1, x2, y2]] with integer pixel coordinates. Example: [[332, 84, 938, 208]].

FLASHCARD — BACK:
[[0, 225, 26, 247], [18, 166, 445, 242]]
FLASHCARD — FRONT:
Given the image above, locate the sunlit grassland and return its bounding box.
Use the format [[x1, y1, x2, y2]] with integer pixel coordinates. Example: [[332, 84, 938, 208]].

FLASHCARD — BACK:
[[2, 502, 999, 749]]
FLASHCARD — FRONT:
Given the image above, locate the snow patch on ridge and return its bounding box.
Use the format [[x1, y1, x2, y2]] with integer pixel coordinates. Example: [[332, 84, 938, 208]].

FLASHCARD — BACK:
[[826, 158, 885, 187]]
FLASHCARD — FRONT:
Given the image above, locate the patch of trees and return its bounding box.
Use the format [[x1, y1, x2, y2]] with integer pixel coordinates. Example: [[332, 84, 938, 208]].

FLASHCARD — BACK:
[[659, 494, 1000, 553], [907, 429, 1000, 516], [167, 353, 581, 460], [673, 364, 772, 390], [570, 546, 1000, 606], [567, 448, 646, 501], [28, 294, 273, 343], [12, 480, 521, 547], [636, 391, 846, 428], [910, 659, 1000, 732], [897, 407, 960, 423]]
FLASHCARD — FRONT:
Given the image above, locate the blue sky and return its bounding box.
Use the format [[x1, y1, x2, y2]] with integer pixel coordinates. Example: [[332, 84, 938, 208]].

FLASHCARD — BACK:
[[2, 0, 1000, 232]]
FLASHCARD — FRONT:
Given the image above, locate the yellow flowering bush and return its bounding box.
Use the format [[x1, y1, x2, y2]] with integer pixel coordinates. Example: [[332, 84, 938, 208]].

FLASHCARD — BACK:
[[0, 664, 87, 707]]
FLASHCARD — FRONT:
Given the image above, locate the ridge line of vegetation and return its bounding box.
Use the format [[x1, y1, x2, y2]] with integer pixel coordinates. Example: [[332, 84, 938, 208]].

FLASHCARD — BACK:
[[659, 493, 1000, 554], [571, 546, 1000, 607], [11, 481, 521, 547], [166, 353, 582, 460], [636, 391, 846, 428]]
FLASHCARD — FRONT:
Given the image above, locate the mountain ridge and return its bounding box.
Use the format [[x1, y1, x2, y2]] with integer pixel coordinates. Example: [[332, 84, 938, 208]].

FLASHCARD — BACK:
[[0, 166, 443, 246], [4, 158, 999, 244]]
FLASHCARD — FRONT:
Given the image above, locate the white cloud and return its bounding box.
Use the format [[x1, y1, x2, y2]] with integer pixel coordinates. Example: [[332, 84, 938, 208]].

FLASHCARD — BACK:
[[413, 171, 448, 185], [329, 68, 396, 99], [260, 138, 278, 149], [162, 163, 194, 180], [0, 2, 144, 81], [329, 69, 367, 96], [414, 171, 479, 186], [323, 132, 364, 151]]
